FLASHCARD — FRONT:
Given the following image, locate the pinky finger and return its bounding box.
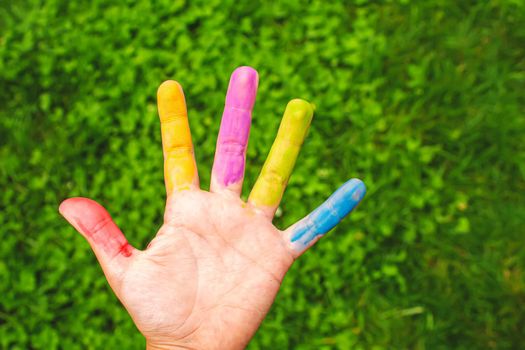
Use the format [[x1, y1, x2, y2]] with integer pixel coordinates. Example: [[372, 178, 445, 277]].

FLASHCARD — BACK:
[[284, 178, 366, 256]]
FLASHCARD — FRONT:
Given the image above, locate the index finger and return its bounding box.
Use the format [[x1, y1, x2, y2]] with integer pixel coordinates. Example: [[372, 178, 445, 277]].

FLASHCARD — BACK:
[[157, 80, 199, 195]]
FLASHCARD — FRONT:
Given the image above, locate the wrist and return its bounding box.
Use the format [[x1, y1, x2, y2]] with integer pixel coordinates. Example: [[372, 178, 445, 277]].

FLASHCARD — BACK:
[[146, 343, 189, 350], [146, 337, 211, 350]]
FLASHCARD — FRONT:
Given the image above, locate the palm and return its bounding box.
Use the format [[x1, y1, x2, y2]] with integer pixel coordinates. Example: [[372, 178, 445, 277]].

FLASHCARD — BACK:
[[121, 190, 292, 347], [59, 67, 365, 349]]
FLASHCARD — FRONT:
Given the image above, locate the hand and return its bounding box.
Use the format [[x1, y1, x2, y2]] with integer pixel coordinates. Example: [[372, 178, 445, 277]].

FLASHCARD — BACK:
[[59, 66, 366, 350]]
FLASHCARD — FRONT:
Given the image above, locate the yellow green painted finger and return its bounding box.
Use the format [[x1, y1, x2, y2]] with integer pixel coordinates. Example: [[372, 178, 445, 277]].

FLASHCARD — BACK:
[[157, 80, 199, 194], [248, 99, 314, 217]]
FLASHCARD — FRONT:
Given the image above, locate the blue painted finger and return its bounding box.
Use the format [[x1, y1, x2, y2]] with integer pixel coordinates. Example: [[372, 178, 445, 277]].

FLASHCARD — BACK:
[[289, 178, 366, 251]]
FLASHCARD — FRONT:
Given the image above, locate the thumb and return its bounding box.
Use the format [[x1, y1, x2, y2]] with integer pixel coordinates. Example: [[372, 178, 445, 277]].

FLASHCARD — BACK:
[[59, 197, 137, 283]]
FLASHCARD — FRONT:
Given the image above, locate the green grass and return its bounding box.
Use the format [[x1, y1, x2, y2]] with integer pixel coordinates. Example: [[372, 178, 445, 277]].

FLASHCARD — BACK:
[[1, 0, 524, 349]]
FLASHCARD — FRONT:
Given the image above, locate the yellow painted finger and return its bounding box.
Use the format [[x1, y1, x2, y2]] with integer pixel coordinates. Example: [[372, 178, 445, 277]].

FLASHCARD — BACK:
[[157, 80, 199, 194], [248, 99, 314, 218]]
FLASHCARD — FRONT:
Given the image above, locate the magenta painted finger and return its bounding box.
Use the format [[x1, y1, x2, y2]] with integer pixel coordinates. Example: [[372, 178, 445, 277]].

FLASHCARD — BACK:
[[211, 66, 259, 190]]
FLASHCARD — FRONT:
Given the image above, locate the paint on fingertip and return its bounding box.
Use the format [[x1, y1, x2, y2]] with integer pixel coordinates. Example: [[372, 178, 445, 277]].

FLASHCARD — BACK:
[[290, 179, 366, 248], [225, 66, 258, 110]]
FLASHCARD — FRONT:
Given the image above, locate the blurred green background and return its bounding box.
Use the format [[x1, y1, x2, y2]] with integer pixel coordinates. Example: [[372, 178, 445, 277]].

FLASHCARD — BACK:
[[1, 0, 525, 349]]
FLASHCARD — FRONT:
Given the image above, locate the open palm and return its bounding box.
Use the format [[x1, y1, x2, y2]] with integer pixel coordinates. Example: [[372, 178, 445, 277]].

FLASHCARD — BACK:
[[59, 67, 366, 350]]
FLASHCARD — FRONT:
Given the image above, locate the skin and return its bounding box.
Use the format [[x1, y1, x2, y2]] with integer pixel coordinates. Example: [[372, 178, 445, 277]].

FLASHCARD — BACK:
[[59, 66, 366, 349]]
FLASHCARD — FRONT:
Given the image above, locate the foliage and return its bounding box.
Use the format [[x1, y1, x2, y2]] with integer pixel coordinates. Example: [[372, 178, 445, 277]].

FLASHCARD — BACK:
[[1, 0, 524, 349]]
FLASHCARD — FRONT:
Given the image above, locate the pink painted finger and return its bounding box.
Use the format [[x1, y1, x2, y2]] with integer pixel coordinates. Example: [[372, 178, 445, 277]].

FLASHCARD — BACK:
[[59, 197, 137, 282], [210, 66, 259, 196]]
